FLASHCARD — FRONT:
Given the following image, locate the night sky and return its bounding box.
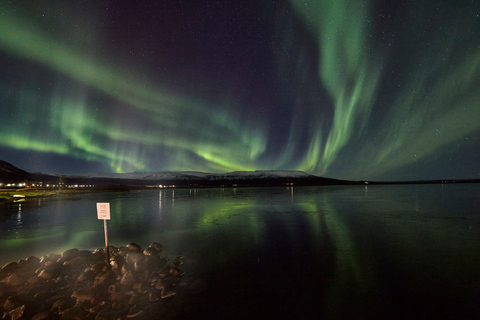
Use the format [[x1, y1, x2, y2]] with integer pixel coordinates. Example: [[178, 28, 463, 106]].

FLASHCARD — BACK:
[[1, 0, 479, 181]]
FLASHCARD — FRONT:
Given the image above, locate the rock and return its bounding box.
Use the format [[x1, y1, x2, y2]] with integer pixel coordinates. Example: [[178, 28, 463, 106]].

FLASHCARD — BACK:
[[38, 268, 59, 280], [19, 257, 40, 271], [95, 308, 114, 320], [149, 243, 163, 252], [34, 290, 54, 300], [161, 287, 176, 299], [61, 248, 79, 261], [87, 304, 104, 314], [32, 311, 52, 320], [0, 262, 19, 275], [121, 262, 135, 275], [142, 247, 158, 256], [63, 256, 87, 267], [145, 288, 162, 302], [154, 277, 176, 291], [27, 285, 46, 296], [107, 284, 116, 294], [107, 245, 118, 255], [61, 306, 89, 319], [77, 250, 93, 257], [94, 270, 116, 287], [170, 266, 184, 277], [134, 261, 147, 272], [154, 279, 165, 291], [113, 306, 130, 319], [159, 265, 170, 278], [27, 275, 44, 285], [146, 255, 166, 270], [126, 252, 144, 264], [46, 253, 61, 263], [128, 294, 149, 308], [1, 273, 25, 287], [127, 306, 143, 318], [9, 304, 25, 320], [110, 291, 127, 301], [0, 282, 12, 298], [126, 243, 141, 251], [0, 242, 186, 320], [132, 282, 143, 293], [120, 271, 136, 286], [90, 262, 106, 274], [4, 295, 24, 311], [77, 270, 96, 283], [51, 298, 69, 313], [71, 288, 96, 303], [173, 257, 183, 266], [44, 260, 60, 268], [111, 254, 125, 271], [117, 246, 129, 255], [26, 256, 41, 264]]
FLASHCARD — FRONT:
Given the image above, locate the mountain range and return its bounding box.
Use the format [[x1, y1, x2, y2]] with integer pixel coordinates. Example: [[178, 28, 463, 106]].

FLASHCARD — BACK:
[[0, 160, 354, 188]]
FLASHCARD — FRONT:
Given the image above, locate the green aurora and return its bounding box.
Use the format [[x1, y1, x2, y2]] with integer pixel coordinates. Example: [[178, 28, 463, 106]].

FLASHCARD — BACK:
[[0, 0, 479, 180]]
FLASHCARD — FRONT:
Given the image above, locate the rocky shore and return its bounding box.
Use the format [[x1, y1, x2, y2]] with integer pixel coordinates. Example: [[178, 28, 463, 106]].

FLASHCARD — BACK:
[[0, 243, 207, 319]]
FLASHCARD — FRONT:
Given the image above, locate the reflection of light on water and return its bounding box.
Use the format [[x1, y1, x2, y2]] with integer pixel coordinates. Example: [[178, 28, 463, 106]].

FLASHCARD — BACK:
[[299, 193, 377, 315], [172, 190, 175, 208], [318, 195, 377, 316], [17, 203, 22, 226], [190, 189, 201, 196], [14, 203, 23, 238], [158, 190, 163, 219]]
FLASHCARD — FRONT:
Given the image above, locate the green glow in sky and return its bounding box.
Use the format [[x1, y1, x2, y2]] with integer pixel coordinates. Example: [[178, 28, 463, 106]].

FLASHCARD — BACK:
[[367, 46, 480, 177], [286, 0, 480, 179], [0, 8, 267, 173], [289, 0, 382, 175], [0, 1, 479, 179]]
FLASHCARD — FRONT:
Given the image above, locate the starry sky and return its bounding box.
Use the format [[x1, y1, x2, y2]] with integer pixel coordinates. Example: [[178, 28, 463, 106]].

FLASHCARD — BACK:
[[1, 0, 479, 181]]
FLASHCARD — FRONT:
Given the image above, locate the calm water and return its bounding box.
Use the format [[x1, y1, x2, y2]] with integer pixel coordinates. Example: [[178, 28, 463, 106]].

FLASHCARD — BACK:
[[1, 184, 480, 318]]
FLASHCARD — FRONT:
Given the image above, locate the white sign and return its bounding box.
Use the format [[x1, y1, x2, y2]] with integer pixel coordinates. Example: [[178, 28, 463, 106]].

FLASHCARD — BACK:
[[97, 203, 111, 220]]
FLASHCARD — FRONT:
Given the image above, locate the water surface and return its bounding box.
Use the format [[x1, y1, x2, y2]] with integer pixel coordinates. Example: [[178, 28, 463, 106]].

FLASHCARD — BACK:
[[1, 184, 479, 318]]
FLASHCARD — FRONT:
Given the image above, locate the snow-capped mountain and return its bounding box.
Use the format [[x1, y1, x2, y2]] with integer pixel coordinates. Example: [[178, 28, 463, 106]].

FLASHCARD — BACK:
[[85, 170, 316, 181], [0, 159, 351, 187], [75, 169, 348, 187]]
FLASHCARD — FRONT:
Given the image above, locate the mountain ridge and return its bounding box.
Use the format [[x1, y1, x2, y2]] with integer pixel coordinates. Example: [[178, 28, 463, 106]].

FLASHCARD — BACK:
[[0, 160, 352, 187]]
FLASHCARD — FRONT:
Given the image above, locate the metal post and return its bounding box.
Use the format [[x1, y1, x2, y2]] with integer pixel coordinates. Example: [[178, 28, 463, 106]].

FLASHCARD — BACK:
[[104, 219, 110, 267]]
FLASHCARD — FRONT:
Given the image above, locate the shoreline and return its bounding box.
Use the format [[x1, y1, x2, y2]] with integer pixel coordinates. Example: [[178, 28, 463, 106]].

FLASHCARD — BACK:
[[0, 243, 205, 319], [0, 188, 128, 204]]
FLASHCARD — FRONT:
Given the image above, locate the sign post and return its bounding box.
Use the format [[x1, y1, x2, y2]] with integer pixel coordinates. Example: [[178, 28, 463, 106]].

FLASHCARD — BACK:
[[96, 203, 111, 267]]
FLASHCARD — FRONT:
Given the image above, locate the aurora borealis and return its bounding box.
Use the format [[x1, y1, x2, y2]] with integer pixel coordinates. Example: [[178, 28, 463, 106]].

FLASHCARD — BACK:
[[1, 0, 479, 181]]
